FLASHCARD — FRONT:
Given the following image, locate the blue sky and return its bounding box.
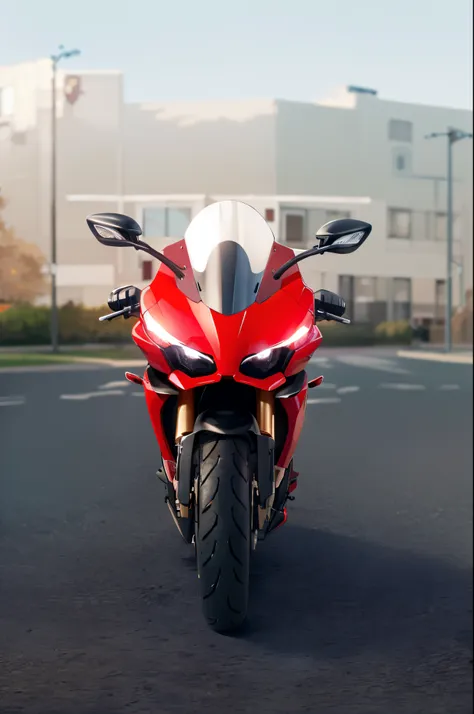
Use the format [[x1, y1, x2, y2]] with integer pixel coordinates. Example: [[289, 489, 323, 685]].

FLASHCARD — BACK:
[[1, 0, 472, 109]]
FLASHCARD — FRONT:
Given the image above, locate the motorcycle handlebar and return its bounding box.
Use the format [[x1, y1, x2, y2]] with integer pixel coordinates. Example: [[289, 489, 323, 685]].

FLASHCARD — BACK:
[[316, 310, 351, 325], [98, 306, 133, 322]]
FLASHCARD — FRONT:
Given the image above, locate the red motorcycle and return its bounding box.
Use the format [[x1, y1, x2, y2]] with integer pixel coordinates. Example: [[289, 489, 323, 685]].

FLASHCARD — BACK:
[[87, 201, 371, 632]]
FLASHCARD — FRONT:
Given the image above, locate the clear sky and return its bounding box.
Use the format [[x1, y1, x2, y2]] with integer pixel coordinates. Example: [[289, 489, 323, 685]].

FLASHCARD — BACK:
[[1, 0, 472, 110]]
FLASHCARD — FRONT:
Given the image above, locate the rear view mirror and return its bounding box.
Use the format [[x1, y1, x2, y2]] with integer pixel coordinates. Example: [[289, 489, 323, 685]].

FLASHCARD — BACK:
[[87, 212, 142, 247], [315, 218, 372, 254], [314, 289, 346, 318]]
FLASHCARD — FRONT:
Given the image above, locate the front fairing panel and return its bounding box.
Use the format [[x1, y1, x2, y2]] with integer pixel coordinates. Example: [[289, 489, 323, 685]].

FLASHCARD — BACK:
[[141, 266, 315, 387]]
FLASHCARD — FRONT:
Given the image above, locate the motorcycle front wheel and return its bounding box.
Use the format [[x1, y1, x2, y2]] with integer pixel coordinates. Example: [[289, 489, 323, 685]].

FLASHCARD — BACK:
[[195, 434, 253, 633]]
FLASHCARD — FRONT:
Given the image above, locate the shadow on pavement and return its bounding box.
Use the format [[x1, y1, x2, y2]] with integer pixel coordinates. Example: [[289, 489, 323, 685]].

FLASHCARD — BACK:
[[245, 525, 473, 660]]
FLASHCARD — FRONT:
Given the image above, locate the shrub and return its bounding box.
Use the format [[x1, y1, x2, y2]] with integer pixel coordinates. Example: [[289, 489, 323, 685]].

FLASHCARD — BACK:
[[374, 320, 412, 344], [0, 302, 133, 346], [0, 303, 414, 348], [318, 321, 377, 346]]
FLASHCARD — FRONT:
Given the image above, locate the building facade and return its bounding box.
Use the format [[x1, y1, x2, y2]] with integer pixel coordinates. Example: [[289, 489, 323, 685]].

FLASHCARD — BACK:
[[1, 59, 472, 324]]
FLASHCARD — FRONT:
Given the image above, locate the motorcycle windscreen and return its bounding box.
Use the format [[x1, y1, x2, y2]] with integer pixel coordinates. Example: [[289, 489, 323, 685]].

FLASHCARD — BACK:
[[183, 201, 275, 315]]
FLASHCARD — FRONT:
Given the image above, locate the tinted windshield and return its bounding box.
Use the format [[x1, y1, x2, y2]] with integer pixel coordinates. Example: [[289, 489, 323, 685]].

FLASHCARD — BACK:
[[184, 201, 275, 315]]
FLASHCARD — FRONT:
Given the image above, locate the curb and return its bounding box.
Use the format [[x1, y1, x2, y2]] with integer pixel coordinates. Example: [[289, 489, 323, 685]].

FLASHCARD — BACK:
[[397, 350, 473, 364]]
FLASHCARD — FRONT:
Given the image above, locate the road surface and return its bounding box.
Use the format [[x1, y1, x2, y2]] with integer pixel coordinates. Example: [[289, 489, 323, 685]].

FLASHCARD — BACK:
[[0, 350, 472, 714]]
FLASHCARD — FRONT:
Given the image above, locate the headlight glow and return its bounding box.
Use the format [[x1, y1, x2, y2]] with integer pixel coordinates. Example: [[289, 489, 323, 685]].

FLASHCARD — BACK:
[[143, 311, 216, 377], [240, 324, 310, 379]]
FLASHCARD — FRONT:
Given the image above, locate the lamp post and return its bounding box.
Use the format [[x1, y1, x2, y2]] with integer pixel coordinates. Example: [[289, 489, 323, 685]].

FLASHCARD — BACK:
[[50, 45, 81, 353], [425, 128, 472, 352]]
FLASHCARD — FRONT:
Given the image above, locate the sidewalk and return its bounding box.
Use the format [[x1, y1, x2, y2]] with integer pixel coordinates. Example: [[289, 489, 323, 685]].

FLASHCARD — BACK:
[[397, 349, 473, 364]]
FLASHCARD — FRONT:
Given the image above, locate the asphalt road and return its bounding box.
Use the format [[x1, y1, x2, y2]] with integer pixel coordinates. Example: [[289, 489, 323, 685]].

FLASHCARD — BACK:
[[0, 350, 472, 714]]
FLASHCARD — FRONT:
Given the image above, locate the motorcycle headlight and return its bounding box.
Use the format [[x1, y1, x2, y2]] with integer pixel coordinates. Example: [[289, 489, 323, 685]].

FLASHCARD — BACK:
[[240, 324, 310, 379], [240, 346, 293, 379], [162, 344, 216, 377], [143, 312, 216, 377]]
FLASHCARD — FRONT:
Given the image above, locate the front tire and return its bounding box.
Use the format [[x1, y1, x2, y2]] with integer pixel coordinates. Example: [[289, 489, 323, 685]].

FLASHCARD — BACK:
[[195, 435, 252, 633]]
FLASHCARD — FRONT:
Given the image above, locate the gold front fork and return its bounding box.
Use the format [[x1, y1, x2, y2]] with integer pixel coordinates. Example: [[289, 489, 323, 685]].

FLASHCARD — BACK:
[[256, 389, 275, 439], [256, 390, 276, 530], [175, 390, 195, 443]]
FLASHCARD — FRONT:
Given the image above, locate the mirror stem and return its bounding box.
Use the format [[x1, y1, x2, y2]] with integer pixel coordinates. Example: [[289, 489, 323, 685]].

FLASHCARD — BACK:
[[273, 245, 331, 280], [139, 241, 185, 280]]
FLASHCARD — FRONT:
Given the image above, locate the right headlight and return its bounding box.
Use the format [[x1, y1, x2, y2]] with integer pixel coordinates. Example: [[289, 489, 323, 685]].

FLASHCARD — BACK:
[[239, 325, 310, 379], [240, 346, 293, 379]]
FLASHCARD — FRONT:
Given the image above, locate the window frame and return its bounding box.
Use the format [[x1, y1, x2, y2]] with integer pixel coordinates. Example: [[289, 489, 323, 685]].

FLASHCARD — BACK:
[[280, 208, 308, 247], [139, 204, 193, 240], [388, 119, 413, 143], [388, 207, 412, 239]]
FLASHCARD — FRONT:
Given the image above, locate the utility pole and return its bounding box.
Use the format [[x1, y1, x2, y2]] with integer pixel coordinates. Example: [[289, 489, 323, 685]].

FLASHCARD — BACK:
[[425, 128, 472, 352], [50, 45, 80, 353]]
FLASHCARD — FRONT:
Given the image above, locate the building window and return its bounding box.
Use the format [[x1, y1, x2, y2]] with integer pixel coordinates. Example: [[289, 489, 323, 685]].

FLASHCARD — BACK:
[[283, 211, 306, 245], [338, 276, 388, 324], [353, 277, 376, 323], [142, 260, 153, 281], [142, 206, 191, 239], [0, 86, 14, 117], [392, 278, 411, 320], [325, 210, 350, 223], [393, 147, 412, 175], [388, 119, 413, 142], [388, 208, 412, 239]]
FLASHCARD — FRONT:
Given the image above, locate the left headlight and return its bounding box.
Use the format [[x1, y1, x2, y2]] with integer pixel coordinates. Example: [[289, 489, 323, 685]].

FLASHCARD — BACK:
[[143, 312, 216, 377]]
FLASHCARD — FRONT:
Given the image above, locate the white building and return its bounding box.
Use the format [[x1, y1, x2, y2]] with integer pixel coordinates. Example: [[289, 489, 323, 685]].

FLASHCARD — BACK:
[[1, 59, 472, 324]]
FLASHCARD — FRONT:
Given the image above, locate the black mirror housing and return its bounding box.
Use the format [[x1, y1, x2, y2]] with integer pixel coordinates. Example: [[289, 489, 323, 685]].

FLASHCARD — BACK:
[[87, 212, 142, 247], [108, 285, 141, 314], [316, 218, 372, 254], [314, 289, 346, 319]]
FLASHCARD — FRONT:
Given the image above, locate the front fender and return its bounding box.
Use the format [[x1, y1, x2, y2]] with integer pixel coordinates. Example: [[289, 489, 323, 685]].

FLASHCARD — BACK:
[[177, 409, 274, 509]]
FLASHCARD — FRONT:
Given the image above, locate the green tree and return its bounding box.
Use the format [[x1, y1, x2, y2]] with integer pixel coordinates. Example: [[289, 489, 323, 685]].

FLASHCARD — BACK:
[[0, 195, 47, 303]]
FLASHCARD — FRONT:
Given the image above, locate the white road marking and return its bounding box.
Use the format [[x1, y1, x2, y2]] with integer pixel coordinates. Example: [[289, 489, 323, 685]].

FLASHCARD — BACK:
[[60, 390, 125, 401], [438, 384, 461, 390], [379, 383, 426, 391], [336, 355, 410, 374], [307, 397, 342, 405], [309, 357, 333, 368], [337, 386, 360, 395], [131, 391, 145, 397], [314, 382, 337, 390], [99, 380, 129, 390], [0, 395, 25, 407]]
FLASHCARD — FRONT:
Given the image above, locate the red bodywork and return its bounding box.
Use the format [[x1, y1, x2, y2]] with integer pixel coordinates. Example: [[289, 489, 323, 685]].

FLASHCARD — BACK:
[[131, 239, 323, 484]]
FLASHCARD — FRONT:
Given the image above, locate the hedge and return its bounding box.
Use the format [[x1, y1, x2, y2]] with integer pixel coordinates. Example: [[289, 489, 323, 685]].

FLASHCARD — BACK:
[[0, 303, 132, 346], [318, 319, 413, 346], [0, 303, 414, 347]]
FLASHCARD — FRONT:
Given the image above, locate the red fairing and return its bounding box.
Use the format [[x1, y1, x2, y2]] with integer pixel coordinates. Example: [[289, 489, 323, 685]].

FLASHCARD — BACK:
[[130, 231, 322, 489], [142, 368, 175, 464], [135, 258, 317, 387], [277, 375, 309, 469]]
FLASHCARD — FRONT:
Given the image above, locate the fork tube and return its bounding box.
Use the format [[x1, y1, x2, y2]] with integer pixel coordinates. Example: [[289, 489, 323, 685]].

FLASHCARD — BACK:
[[256, 390, 275, 439], [175, 390, 195, 443]]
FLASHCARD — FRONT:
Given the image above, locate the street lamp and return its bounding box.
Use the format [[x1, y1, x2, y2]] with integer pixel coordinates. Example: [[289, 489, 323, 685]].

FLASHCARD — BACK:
[[50, 45, 81, 353], [425, 128, 472, 353]]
